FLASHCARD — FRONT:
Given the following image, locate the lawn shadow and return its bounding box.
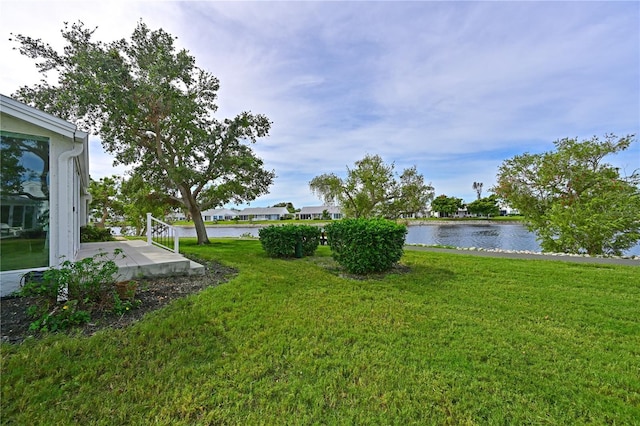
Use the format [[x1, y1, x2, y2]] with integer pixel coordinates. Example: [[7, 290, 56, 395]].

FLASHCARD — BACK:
[[305, 255, 456, 291], [390, 263, 457, 296]]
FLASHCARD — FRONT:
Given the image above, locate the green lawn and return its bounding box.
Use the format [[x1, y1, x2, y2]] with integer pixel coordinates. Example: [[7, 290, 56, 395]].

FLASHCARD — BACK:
[[2, 239, 639, 424]]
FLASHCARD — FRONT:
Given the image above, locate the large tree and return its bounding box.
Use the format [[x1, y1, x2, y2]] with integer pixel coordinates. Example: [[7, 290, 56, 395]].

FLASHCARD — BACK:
[[118, 171, 180, 236], [430, 194, 464, 217], [466, 194, 500, 218], [494, 134, 640, 255], [88, 176, 123, 228], [309, 154, 434, 219], [11, 21, 275, 244]]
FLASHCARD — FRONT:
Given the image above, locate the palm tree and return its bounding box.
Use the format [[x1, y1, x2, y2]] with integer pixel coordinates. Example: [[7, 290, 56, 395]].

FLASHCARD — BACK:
[[472, 181, 483, 200]]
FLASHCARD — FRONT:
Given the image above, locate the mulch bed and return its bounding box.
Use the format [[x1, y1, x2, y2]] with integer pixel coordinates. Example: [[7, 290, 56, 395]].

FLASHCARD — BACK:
[[1, 258, 237, 344]]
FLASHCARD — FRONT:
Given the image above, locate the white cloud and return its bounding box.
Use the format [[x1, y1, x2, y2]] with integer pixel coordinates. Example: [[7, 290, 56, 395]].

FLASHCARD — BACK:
[[1, 0, 637, 207]]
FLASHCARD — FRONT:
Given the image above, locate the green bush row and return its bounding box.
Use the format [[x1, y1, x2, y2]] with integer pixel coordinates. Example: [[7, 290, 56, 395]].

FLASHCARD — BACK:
[[259, 224, 321, 258], [324, 218, 407, 274], [81, 225, 115, 243]]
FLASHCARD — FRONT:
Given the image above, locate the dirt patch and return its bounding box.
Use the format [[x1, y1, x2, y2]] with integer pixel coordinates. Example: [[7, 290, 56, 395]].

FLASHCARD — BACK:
[[1, 258, 237, 345]]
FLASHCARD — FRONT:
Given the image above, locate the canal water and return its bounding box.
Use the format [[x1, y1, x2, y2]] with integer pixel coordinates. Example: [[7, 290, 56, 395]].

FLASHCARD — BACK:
[[165, 223, 640, 256]]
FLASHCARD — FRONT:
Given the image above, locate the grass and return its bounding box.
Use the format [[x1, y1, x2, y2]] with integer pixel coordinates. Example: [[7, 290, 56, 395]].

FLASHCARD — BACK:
[[2, 239, 639, 424]]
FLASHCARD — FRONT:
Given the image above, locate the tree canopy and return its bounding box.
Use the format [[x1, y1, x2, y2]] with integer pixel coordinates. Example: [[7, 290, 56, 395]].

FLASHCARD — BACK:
[[309, 154, 434, 219], [430, 194, 464, 217], [466, 194, 499, 218], [89, 176, 123, 228], [118, 172, 180, 236], [11, 20, 275, 244], [494, 134, 640, 255]]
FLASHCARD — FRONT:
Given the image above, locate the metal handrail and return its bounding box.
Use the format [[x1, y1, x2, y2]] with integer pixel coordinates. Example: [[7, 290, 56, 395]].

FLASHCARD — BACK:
[[146, 213, 179, 253]]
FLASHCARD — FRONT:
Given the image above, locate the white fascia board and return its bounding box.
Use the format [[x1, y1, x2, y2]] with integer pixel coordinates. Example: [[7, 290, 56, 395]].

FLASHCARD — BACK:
[[0, 94, 78, 139]]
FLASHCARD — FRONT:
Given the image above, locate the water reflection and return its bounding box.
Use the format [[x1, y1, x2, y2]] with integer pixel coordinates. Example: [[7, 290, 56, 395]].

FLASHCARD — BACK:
[[121, 222, 640, 256], [0, 131, 50, 271], [407, 223, 542, 252]]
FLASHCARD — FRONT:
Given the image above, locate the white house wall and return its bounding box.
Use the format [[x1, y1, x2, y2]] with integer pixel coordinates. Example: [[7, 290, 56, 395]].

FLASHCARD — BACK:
[[0, 106, 88, 296]]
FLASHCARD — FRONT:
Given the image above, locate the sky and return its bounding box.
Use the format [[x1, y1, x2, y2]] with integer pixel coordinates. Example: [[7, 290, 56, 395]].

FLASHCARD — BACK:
[[1, 0, 638, 209]]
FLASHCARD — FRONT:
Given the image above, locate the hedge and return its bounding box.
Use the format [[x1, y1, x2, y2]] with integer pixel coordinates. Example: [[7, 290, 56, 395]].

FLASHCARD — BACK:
[[80, 225, 115, 243], [324, 218, 407, 274], [259, 224, 321, 258]]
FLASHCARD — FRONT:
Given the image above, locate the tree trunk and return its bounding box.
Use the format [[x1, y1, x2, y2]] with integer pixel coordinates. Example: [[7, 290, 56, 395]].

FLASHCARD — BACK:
[[98, 208, 108, 228], [191, 206, 210, 245], [178, 184, 210, 245]]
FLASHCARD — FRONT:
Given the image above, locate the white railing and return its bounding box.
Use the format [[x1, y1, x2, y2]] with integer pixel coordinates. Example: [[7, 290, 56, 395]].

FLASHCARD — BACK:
[[147, 213, 179, 253]]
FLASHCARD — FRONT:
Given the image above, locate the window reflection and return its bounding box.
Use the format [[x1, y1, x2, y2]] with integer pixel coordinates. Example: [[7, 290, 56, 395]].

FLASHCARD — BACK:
[[0, 131, 50, 271]]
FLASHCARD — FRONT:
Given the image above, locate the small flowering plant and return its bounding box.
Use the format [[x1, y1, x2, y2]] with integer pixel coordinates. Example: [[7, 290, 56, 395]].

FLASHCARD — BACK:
[[20, 249, 139, 332], [26, 299, 91, 332]]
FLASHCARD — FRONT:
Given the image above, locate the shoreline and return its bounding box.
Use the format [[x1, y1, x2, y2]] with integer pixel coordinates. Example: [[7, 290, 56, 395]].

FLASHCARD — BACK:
[[175, 219, 523, 228], [406, 245, 640, 264]]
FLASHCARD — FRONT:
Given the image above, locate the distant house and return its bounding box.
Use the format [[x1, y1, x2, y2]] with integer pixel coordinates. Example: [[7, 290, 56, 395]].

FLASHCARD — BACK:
[[297, 205, 343, 220], [499, 204, 520, 216], [1, 94, 90, 296], [200, 208, 238, 221], [237, 207, 289, 221], [430, 207, 470, 219]]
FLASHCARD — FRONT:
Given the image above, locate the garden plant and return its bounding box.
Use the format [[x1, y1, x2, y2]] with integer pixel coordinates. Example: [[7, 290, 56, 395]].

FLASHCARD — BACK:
[[324, 218, 407, 274], [18, 249, 138, 332], [259, 224, 321, 258]]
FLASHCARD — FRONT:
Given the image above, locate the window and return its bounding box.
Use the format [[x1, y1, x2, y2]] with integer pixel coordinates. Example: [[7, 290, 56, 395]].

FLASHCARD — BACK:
[[0, 131, 50, 271]]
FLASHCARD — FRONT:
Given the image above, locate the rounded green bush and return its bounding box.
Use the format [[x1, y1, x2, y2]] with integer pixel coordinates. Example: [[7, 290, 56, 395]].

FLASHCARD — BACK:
[[324, 218, 407, 274], [259, 224, 321, 258]]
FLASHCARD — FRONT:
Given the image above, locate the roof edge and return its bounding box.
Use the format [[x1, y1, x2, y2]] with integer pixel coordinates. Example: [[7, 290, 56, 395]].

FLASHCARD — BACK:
[[0, 94, 81, 139]]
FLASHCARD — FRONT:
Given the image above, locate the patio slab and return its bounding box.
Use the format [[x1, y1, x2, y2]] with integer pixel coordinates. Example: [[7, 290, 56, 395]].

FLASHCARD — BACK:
[[78, 240, 205, 280]]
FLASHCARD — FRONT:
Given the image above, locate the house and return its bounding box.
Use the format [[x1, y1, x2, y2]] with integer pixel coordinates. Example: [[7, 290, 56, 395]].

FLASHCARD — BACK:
[[499, 204, 520, 216], [237, 207, 290, 221], [200, 208, 239, 221], [430, 207, 470, 219], [297, 205, 343, 220], [0, 94, 90, 296]]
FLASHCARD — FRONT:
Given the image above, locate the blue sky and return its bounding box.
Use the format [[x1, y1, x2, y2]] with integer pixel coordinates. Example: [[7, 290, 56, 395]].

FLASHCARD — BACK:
[[1, 1, 638, 208]]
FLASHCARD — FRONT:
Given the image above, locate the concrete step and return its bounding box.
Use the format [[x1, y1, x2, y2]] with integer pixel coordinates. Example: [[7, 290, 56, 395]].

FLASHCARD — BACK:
[[188, 260, 206, 275], [78, 240, 205, 280]]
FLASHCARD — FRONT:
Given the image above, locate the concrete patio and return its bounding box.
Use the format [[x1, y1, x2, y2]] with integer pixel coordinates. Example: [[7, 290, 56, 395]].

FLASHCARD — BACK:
[[78, 240, 205, 281]]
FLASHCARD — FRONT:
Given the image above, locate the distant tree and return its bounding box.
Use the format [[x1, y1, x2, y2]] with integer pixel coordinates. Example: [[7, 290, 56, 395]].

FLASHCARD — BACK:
[[118, 172, 181, 236], [494, 134, 640, 255], [11, 20, 274, 245], [309, 154, 434, 219], [431, 195, 464, 217], [89, 176, 124, 227], [466, 194, 500, 218], [272, 202, 296, 213], [472, 181, 483, 200]]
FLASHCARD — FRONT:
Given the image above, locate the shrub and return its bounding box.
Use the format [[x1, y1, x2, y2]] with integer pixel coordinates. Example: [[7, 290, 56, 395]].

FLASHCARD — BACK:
[[81, 225, 115, 242], [20, 250, 125, 332], [259, 224, 321, 258], [324, 218, 407, 274]]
